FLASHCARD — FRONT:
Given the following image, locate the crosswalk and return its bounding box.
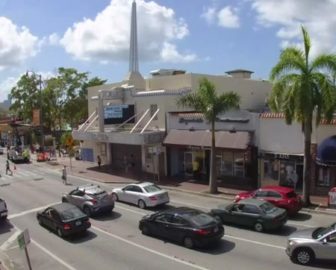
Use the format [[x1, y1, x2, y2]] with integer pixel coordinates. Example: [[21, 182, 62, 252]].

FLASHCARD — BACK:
[[0, 168, 45, 182]]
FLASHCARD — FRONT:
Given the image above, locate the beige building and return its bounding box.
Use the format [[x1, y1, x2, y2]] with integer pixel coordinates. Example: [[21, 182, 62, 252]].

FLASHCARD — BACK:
[[73, 69, 271, 183]]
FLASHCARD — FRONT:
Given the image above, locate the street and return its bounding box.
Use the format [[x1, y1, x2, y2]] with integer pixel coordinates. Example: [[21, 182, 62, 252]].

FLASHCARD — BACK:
[[0, 157, 335, 270]]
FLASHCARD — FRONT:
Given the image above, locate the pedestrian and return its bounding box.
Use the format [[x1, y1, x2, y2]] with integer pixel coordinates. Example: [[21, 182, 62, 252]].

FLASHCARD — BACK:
[[6, 160, 13, 176], [97, 155, 101, 168], [62, 165, 67, 185]]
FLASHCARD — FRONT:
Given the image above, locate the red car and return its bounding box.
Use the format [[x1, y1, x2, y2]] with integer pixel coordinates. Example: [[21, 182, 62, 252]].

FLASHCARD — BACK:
[[234, 186, 302, 215]]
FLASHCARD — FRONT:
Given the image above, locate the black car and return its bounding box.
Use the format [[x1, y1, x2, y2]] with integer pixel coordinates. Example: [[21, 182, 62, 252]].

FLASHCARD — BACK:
[[139, 207, 224, 249], [210, 199, 287, 232], [37, 203, 91, 238]]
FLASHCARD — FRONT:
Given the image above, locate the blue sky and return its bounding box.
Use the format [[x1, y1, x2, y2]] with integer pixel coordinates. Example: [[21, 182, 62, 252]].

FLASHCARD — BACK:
[[1, 0, 336, 101]]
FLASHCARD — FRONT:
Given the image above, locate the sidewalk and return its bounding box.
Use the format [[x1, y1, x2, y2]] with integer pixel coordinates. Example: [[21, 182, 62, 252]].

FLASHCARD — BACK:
[[38, 155, 336, 216]]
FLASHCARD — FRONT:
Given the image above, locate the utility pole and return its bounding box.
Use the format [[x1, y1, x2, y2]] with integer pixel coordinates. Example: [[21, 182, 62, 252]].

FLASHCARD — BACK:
[[39, 74, 44, 150]]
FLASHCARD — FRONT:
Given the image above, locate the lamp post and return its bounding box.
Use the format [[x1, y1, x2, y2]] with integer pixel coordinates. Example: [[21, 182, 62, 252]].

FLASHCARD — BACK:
[[27, 71, 44, 150]]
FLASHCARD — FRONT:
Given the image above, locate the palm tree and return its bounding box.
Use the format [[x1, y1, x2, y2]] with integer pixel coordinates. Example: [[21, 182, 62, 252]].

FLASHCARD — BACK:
[[269, 26, 336, 205], [177, 78, 240, 194]]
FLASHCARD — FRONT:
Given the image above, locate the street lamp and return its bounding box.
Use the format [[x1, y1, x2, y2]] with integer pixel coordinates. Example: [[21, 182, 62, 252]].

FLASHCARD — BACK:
[[26, 71, 44, 150]]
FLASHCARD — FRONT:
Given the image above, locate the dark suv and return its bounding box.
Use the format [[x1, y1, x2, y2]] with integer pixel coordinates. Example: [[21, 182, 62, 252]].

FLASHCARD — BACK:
[[0, 198, 8, 221], [62, 184, 114, 216]]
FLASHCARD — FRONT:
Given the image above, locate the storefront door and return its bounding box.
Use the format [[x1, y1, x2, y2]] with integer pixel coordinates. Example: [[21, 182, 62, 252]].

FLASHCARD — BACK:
[[184, 152, 193, 176]]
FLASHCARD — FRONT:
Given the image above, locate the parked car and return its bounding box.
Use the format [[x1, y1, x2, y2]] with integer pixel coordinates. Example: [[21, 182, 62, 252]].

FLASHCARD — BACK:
[[234, 186, 302, 215], [139, 207, 224, 249], [37, 152, 50, 162], [0, 198, 8, 221], [111, 182, 169, 209], [8, 146, 30, 163], [0, 148, 4, 155], [286, 223, 336, 265], [36, 203, 91, 238], [62, 184, 114, 216], [210, 199, 287, 232]]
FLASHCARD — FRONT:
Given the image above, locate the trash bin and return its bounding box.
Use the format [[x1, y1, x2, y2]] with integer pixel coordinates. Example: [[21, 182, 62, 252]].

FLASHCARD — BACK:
[[328, 187, 336, 209]]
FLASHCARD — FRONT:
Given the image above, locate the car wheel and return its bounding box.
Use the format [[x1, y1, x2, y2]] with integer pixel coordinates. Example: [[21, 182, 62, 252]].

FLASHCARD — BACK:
[[61, 197, 67, 203], [254, 222, 264, 232], [111, 193, 118, 202], [141, 224, 151, 235], [57, 228, 64, 238], [138, 200, 146, 209], [83, 206, 92, 217], [292, 248, 314, 265], [183, 237, 194, 249]]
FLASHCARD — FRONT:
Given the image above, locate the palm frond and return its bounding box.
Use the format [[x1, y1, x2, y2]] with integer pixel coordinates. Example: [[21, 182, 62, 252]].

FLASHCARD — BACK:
[[301, 26, 311, 60]]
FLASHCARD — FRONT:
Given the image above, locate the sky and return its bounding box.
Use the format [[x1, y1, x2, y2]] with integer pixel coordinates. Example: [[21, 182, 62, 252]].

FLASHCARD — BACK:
[[1, 0, 336, 102]]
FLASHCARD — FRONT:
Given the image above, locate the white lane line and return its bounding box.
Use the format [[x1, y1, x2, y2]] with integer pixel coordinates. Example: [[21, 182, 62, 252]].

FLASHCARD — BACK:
[[8, 202, 60, 219], [226, 235, 285, 250], [91, 225, 209, 270], [115, 204, 147, 215], [286, 221, 314, 228], [0, 230, 21, 250], [31, 239, 76, 270]]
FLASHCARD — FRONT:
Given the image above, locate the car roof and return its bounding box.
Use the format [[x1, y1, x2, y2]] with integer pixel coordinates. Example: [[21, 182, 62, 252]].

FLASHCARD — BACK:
[[260, 185, 294, 194], [135, 182, 155, 188], [238, 198, 269, 206], [77, 184, 104, 193], [51, 203, 79, 212], [158, 207, 203, 215]]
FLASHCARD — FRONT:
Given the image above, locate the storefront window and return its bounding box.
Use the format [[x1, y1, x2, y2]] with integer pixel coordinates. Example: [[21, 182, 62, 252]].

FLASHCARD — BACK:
[[279, 161, 297, 187], [234, 152, 245, 177], [222, 152, 233, 175], [317, 167, 331, 187], [263, 160, 279, 183]]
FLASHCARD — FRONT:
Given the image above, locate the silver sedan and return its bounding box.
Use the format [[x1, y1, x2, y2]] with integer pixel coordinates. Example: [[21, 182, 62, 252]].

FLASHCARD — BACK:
[[111, 182, 169, 209], [286, 223, 336, 265]]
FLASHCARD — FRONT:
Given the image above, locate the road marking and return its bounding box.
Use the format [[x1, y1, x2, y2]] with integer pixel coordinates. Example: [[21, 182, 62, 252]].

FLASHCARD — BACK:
[[8, 202, 60, 219], [0, 230, 21, 250], [115, 204, 148, 215], [91, 225, 209, 270], [226, 235, 285, 250], [31, 239, 77, 270]]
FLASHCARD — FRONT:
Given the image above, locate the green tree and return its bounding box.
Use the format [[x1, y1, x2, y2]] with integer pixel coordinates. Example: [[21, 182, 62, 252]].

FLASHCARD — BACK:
[[177, 78, 240, 194], [269, 26, 336, 205], [9, 73, 42, 122]]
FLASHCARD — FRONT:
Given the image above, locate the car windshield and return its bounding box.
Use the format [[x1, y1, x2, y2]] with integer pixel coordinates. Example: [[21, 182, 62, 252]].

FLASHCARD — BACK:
[[313, 225, 336, 239], [144, 184, 161, 193], [60, 207, 86, 221], [188, 213, 214, 226], [259, 202, 277, 214]]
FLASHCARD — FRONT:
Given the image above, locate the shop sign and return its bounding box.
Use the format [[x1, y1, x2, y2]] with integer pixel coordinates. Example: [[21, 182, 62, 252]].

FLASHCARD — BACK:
[[274, 153, 290, 160]]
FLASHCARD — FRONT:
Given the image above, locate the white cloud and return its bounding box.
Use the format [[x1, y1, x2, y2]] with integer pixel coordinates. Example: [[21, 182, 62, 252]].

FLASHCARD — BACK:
[[0, 76, 17, 101], [60, 0, 194, 63], [160, 42, 196, 63], [201, 7, 216, 24], [251, 0, 336, 57], [0, 17, 39, 70], [217, 6, 240, 28], [201, 5, 240, 29], [48, 33, 61, 46]]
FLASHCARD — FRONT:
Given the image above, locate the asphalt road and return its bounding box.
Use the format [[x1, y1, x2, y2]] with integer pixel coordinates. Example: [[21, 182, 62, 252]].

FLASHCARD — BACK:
[[0, 157, 335, 270]]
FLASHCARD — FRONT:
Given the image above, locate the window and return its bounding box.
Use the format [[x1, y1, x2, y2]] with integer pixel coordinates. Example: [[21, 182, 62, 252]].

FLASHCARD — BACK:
[[170, 216, 188, 225], [150, 104, 158, 120], [234, 152, 245, 177], [124, 185, 135, 192], [317, 167, 331, 187], [132, 186, 143, 193], [255, 190, 268, 198], [241, 204, 260, 214], [222, 152, 233, 175], [267, 191, 282, 198], [155, 214, 171, 223]]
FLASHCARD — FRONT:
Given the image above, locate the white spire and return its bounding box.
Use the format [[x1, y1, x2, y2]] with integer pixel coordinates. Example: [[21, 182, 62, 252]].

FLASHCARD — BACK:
[[129, 0, 139, 73]]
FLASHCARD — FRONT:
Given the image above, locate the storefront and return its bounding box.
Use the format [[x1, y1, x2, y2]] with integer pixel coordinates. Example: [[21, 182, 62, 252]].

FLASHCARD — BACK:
[[164, 129, 258, 189], [314, 135, 336, 194], [259, 152, 304, 191]]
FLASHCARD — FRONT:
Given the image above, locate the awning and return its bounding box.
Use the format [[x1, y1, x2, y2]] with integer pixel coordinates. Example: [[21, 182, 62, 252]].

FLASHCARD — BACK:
[[316, 135, 336, 166], [163, 129, 251, 149]]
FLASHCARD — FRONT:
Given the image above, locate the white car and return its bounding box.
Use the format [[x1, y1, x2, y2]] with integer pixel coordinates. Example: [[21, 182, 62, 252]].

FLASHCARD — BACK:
[[111, 182, 169, 209]]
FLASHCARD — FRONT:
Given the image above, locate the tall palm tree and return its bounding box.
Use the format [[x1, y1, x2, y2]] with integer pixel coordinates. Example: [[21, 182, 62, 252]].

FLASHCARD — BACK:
[[269, 26, 336, 205], [177, 78, 240, 194]]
